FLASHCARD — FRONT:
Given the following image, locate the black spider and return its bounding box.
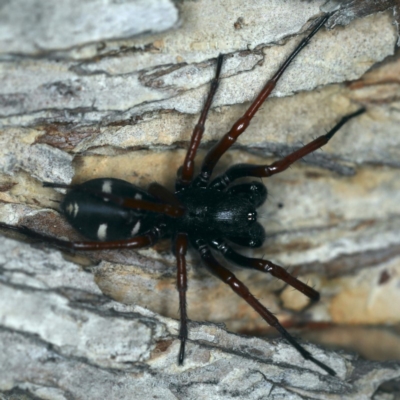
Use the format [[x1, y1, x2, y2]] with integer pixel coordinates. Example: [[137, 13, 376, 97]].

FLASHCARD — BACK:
[[0, 14, 365, 376]]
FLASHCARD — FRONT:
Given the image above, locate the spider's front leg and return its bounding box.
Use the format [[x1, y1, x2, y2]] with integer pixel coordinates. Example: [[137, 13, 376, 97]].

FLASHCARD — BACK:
[[194, 239, 336, 376], [210, 238, 319, 301], [193, 15, 331, 188], [210, 108, 366, 189]]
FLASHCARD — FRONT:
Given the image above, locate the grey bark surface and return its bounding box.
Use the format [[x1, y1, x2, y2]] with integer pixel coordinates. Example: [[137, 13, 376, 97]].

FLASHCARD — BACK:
[[1, 237, 400, 400], [1, 1, 400, 399]]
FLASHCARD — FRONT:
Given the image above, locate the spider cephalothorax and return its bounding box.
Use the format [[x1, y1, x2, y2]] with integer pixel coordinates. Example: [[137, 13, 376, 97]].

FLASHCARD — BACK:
[[174, 182, 267, 247], [0, 14, 366, 376]]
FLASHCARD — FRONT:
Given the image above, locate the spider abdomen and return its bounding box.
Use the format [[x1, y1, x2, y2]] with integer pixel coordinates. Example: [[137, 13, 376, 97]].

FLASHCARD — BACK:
[[61, 178, 158, 241]]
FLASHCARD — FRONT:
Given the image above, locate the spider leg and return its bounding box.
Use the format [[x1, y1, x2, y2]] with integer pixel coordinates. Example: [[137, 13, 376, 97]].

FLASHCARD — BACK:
[[175, 233, 189, 364], [0, 222, 163, 251], [43, 182, 73, 189], [210, 108, 366, 189], [100, 193, 184, 217], [210, 238, 319, 300], [195, 239, 336, 376], [176, 54, 224, 190], [193, 15, 331, 187], [148, 182, 184, 211], [44, 181, 184, 217]]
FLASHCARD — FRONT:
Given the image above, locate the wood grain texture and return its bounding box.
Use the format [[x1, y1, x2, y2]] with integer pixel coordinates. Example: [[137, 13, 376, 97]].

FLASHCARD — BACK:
[[1, 1, 400, 398]]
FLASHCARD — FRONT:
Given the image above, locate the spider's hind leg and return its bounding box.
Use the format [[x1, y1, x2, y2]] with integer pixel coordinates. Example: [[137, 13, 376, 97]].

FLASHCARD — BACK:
[[0, 221, 163, 251]]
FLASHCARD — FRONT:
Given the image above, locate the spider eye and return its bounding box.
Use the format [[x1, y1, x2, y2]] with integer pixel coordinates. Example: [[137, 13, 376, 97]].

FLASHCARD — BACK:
[[247, 211, 256, 222]]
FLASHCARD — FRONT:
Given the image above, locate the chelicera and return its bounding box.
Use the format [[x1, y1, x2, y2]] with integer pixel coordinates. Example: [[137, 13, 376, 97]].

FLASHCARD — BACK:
[[0, 14, 365, 376]]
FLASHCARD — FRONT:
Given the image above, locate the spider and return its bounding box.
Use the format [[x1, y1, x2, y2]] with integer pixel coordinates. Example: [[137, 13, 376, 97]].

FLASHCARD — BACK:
[[0, 14, 365, 376]]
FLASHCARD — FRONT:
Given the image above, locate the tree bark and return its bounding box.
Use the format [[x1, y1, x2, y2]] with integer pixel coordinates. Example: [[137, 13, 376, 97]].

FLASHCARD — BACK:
[[1, 1, 400, 398]]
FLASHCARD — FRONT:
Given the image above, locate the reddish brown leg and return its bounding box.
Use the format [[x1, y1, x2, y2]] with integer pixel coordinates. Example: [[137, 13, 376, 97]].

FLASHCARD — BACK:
[[210, 108, 365, 189], [100, 192, 183, 217], [211, 239, 319, 300], [176, 54, 224, 190], [0, 222, 162, 251], [195, 239, 336, 376], [43, 182, 74, 189], [175, 233, 189, 364], [194, 15, 330, 187], [148, 182, 184, 211], [43, 181, 184, 218]]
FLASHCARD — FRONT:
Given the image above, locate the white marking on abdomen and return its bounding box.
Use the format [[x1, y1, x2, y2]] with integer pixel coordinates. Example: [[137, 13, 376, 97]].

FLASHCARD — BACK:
[[134, 193, 142, 200], [131, 221, 141, 236], [73, 203, 79, 217], [66, 203, 74, 215], [102, 180, 112, 193], [66, 202, 79, 218], [97, 223, 108, 241]]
